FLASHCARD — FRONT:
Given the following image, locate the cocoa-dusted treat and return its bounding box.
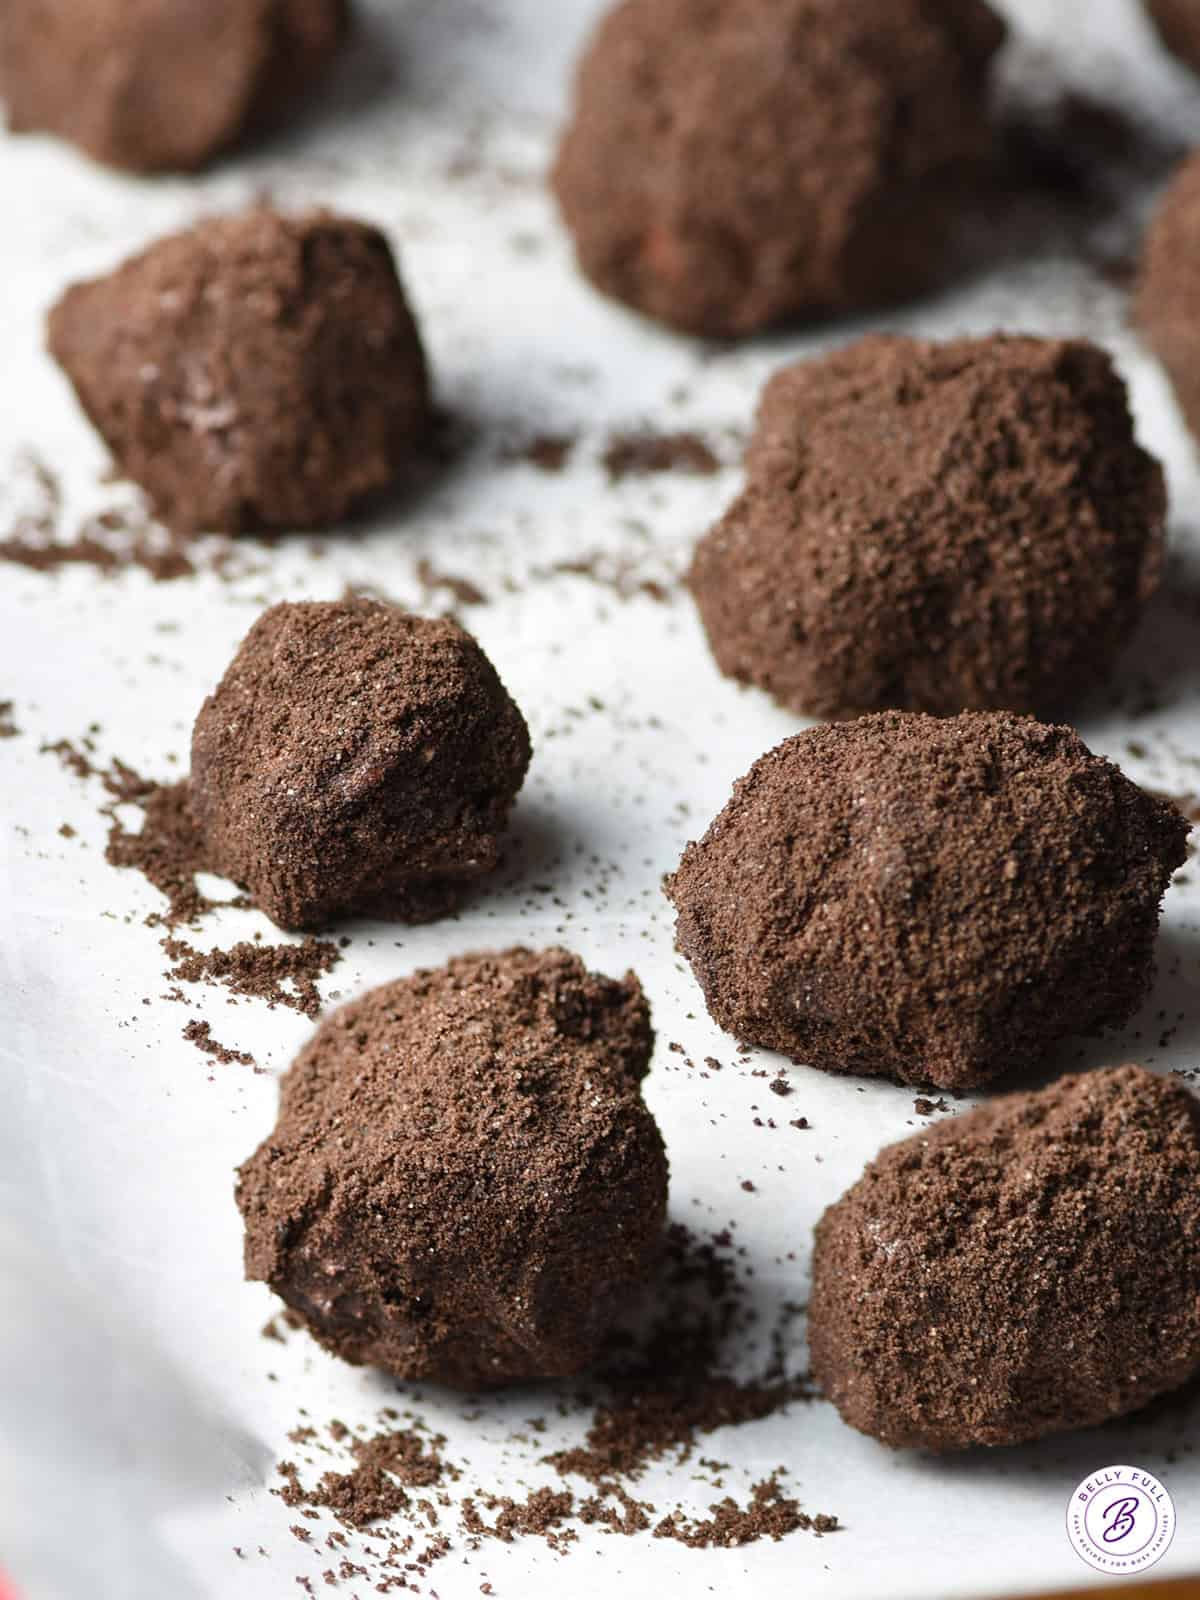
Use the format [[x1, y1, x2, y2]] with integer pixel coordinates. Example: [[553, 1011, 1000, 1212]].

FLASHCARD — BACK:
[[1144, 0, 1200, 73], [1139, 151, 1200, 446], [810, 1065, 1200, 1450], [237, 948, 668, 1386], [190, 599, 530, 930], [551, 0, 1005, 338], [666, 713, 1188, 1091], [47, 208, 430, 535], [0, 0, 348, 173], [690, 334, 1166, 719]]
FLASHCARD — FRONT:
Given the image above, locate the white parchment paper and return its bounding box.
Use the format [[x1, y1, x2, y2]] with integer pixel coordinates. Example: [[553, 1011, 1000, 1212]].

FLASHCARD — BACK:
[[3, 2, 1200, 1596]]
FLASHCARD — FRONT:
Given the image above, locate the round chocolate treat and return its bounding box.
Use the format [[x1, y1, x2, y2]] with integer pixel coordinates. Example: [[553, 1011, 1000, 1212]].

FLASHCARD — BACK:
[[551, 0, 1005, 337], [1144, 0, 1200, 73], [237, 947, 668, 1386], [0, 0, 347, 173], [690, 334, 1166, 719], [47, 208, 430, 535], [810, 1065, 1200, 1450], [666, 713, 1188, 1091], [190, 600, 530, 931], [1139, 150, 1200, 447]]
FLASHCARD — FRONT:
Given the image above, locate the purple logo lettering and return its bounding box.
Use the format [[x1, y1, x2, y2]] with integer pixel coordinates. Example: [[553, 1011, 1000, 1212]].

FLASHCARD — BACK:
[[1103, 1497, 1138, 1544]]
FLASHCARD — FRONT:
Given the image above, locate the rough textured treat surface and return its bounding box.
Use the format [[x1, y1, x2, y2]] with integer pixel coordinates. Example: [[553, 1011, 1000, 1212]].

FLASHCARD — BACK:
[[237, 948, 668, 1387], [690, 334, 1166, 719], [551, 0, 1005, 337], [0, 0, 348, 172], [48, 208, 430, 535], [809, 1065, 1200, 1450], [1139, 151, 1200, 448], [190, 599, 530, 930], [1144, 0, 1200, 73], [666, 712, 1189, 1090]]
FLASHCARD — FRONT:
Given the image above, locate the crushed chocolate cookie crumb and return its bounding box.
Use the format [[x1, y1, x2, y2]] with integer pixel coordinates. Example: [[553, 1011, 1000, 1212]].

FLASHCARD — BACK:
[[279, 1460, 410, 1530], [351, 1429, 456, 1488], [182, 1019, 255, 1067], [163, 935, 340, 1019], [265, 1224, 829, 1568], [503, 433, 576, 472], [601, 430, 721, 481], [540, 551, 676, 604], [462, 1488, 578, 1549], [546, 1225, 812, 1485], [105, 779, 233, 927], [0, 454, 207, 580], [415, 557, 488, 608], [913, 1095, 950, 1116], [653, 1473, 837, 1548]]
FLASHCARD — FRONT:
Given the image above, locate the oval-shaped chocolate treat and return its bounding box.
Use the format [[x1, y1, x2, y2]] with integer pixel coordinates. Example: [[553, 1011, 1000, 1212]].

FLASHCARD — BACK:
[[0, 0, 348, 173], [190, 599, 531, 931], [666, 712, 1188, 1090], [552, 0, 1005, 337], [237, 948, 669, 1387], [809, 1065, 1200, 1450], [690, 334, 1165, 719], [48, 208, 431, 536]]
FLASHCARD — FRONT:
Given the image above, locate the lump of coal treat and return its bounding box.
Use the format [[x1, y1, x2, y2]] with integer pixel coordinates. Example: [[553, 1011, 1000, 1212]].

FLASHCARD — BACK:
[[47, 208, 430, 536], [190, 599, 530, 930], [551, 0, 1005, 338], [1138, 151, 1200, 447], [0, 0, 348, 173], [690, 334, 1166, 719], [665, 712, 1189, 1091], [810, 1065, 1200, 1450], [1143, 0, 1200, 73], [237, 947, 668, 1386]]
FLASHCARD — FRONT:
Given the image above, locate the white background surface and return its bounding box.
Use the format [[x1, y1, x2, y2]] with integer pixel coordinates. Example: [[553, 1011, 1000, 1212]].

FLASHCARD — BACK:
[[3, 1, 1200, 1596]]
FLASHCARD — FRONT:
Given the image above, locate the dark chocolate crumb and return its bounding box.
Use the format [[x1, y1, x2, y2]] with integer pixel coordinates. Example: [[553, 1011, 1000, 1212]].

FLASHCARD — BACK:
[[163, 935, 340, 1019], [653, 1473, 837, 1547], [601, 430, 721, 482], [182, 1019, 256, 1067], [502, 433, 576, 472], [415, 557, 488, 608]]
